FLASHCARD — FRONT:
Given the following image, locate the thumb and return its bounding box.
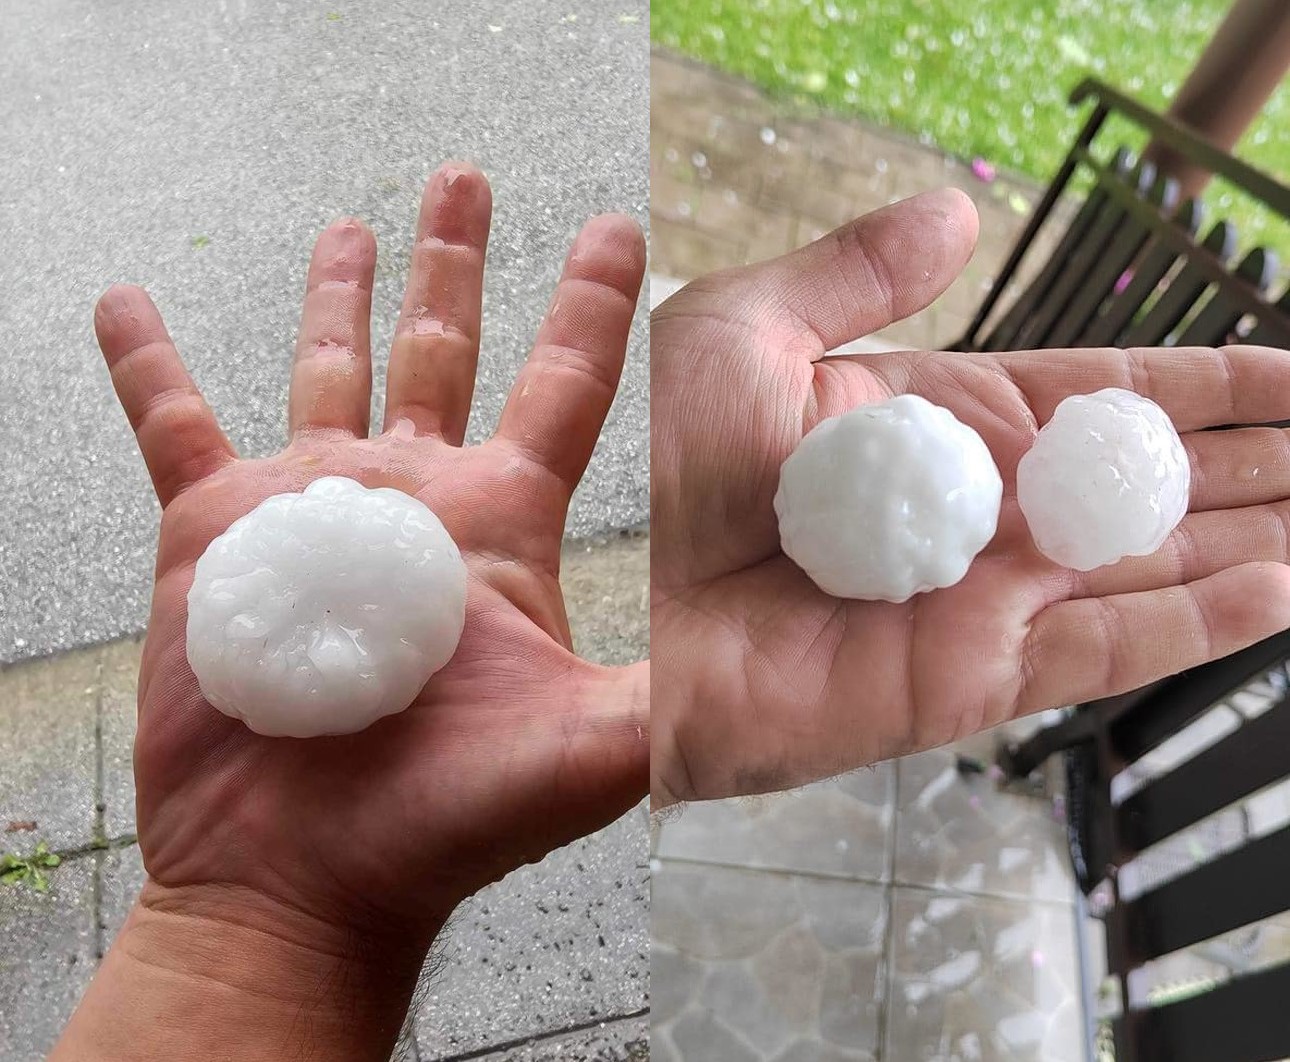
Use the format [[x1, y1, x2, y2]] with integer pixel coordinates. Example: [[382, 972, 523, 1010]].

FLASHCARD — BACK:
[[724, 187, 980, 354]]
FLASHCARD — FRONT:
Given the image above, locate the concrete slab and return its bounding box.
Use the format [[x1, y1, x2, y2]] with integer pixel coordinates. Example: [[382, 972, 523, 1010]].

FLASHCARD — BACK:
[[560, 532, 649, 666], [0, 0, 649, 664], [98, 640, 143, 838], [97, 843, 146, 948], [0, 856, 96, 1061], [415, 811, 649, 1059], [0, 651, 99, 849]]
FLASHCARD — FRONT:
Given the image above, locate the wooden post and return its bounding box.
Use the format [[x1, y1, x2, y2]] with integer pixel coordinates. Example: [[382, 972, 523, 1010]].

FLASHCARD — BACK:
[[1143, 0, 1290, 200]]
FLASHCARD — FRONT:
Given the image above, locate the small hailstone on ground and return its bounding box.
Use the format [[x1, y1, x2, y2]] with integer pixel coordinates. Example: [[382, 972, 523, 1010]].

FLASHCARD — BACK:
[[186, 477, 466, 738], [1017, 388, 1189, 572], [774, 395, 1003, 603]]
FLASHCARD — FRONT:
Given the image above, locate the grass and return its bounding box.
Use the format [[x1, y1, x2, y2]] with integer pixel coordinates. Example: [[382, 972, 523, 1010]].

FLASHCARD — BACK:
[[653, 0, 1289, 260]]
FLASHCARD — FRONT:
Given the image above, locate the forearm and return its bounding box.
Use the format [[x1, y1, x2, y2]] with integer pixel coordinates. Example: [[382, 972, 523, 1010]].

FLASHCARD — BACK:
[[52, 878, 435, 1062]]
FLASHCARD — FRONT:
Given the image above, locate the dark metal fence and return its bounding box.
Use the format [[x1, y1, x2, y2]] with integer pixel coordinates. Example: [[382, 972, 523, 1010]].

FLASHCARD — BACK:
[[980, 79, 1290, 1062]]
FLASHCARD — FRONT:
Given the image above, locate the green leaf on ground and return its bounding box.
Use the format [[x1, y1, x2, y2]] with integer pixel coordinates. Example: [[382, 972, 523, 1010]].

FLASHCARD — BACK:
[[0, 840, 62, 892]]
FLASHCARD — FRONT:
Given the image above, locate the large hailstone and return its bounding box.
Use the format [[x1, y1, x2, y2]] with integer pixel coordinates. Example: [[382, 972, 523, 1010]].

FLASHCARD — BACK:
[[1017, 388, 1190, 571], [186, 477, 467, 738], [774, 395, 1003, 602]]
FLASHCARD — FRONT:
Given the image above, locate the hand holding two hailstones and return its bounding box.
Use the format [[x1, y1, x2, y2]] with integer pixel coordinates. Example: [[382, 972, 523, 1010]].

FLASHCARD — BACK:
[[652, 188, 1290, 806]]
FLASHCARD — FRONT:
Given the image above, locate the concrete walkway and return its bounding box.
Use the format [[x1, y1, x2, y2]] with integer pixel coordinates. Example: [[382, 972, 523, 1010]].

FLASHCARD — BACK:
[[0, 532, 649, 1062], [650, 48, 1043, 350]]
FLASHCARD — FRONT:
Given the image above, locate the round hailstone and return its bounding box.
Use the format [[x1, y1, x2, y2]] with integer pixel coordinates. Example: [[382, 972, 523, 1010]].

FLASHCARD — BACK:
[[186, 477, 467, 738], [774, 394, 1003, 602], [1017, 388, 1190, 571]]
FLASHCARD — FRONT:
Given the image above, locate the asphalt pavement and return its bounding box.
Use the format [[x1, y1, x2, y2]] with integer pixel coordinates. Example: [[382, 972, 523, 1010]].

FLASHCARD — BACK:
[[0, 0, 649, 663]]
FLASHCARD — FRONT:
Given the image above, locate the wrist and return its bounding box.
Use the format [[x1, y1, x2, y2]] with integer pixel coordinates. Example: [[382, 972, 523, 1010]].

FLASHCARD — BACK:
[[53, 878, 436, 1062]]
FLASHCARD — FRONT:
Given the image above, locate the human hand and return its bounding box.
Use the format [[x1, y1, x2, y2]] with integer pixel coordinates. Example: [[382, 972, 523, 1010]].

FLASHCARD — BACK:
[[55, 163, 647, 1061], [651, 188, 1290, 806]]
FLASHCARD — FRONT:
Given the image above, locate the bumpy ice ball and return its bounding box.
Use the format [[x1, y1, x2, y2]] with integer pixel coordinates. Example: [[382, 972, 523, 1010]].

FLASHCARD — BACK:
[[186, 477, 467, 737], [1017, 388, 1190, 571], [774, 394, 1003, 602]]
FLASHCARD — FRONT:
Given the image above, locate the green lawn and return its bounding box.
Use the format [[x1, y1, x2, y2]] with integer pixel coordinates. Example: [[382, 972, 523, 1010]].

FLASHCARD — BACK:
[[653, 0, 1288, 259]]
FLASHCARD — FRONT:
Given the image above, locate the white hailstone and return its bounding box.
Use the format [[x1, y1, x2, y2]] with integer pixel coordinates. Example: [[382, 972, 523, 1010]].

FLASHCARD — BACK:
[[186, 477, 467, 738], [1017, 388, 1190, 571], [774, 395, 1003, 602]]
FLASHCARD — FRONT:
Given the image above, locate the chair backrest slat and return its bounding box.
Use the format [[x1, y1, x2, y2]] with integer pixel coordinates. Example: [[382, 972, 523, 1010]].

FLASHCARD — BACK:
[[1116, 690, 1290, 851], [1081, 199, 1204, 347], [984, 162, 1123, 350], [1105, 631, 1290, 763], [1108, 824, 1290, 965], [1176, 247, 1279, 346], [1245, 287, 1290, 348], [1047, 166, 1175, 347], [1013, 152, 1140, 349], [1121, 220, 1238, 346], [1114, 959, 1290, 1062]]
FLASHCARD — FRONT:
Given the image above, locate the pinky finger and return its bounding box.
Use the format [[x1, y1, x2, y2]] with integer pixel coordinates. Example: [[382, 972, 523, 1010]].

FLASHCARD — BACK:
[[1019, 562, 1290, 715], [94, 284, 236, 507]]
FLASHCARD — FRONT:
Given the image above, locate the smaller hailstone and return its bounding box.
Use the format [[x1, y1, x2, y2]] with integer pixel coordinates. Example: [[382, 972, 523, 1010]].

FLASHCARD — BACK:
[[774, 394, 1003, 602], [186, 477, 467, 738], [1017, 388, 1190, 571]]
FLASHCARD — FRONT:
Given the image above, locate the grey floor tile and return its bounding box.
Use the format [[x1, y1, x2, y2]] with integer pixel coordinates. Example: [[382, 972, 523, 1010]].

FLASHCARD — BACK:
[[415, 811, 648, 1060], [0, 856, 95, 1061], [0, 650, 99, 848], [98, 639, 142, 838], [98, 842, 146, 948], [470, 1015, 648, 1060], [885, 886, 1083, 1061], [657, 766, 894, 882], [895, 740, 1073, 904], [652, 860, 886, 1061]]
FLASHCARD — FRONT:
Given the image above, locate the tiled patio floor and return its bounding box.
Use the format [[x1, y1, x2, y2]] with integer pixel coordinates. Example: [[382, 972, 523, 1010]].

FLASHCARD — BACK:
[[651, 719, 1090, 1061]]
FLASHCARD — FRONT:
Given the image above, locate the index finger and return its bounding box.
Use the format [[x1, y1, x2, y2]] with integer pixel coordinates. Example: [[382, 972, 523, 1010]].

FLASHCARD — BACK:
[[990, 344, 1290, 431], [94, 284, 236, 507]]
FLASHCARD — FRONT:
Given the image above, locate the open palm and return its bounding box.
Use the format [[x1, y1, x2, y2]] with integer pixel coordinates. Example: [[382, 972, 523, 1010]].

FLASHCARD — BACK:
[[97, 163, 647, 948], [652, 189, 1290, 804]]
